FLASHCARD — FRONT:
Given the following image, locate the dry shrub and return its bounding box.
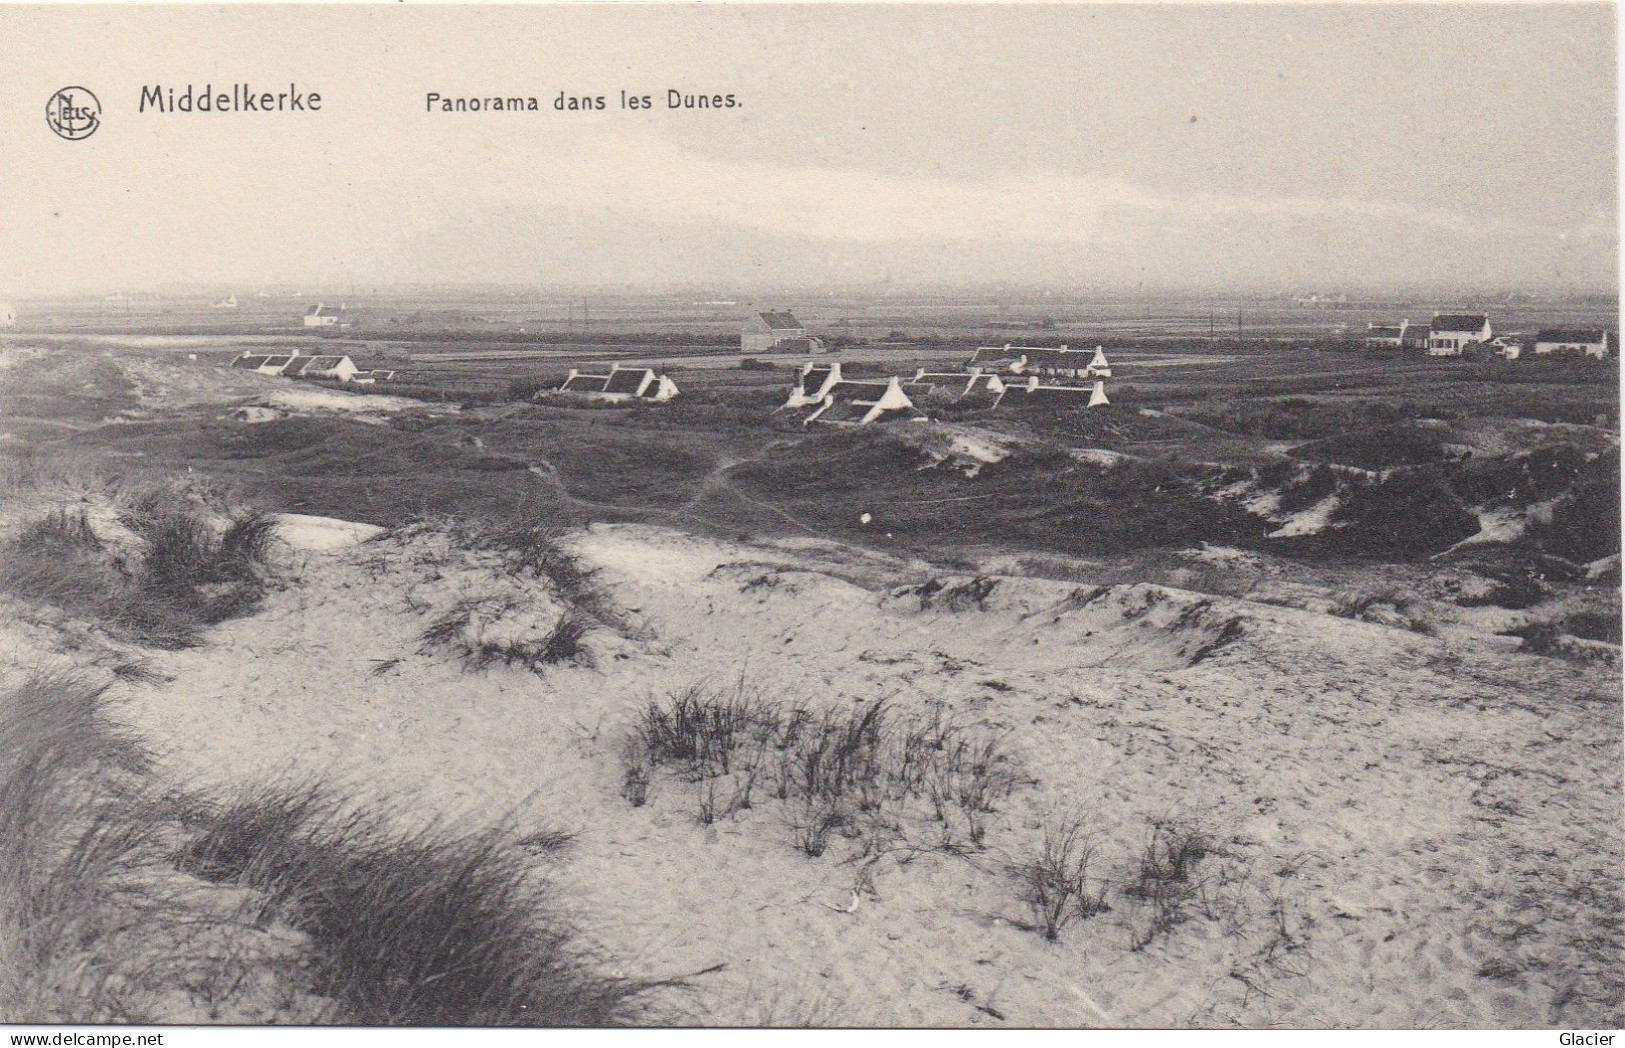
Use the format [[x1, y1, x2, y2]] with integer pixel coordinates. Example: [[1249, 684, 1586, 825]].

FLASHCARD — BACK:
[[1011, 813, 1110, 941]]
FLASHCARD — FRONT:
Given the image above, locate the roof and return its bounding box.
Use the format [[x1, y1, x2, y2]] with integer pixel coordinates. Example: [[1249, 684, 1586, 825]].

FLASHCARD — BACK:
[[259, 355, 297, 370], [306, 304, 342, 317], [1009, 384, 1095, 404], [1535, 328, 1607, 344], [1403, 324, 1430, 337], [296, 355, 348, 374], [813, 400, 874, 424], [801, 365, 834, 390], [560, 372, 612, 393], [758, 311, 802, 330], [824, 380, 894, 404], [604, 367, 652, 396], [1366, 324, 1405, 338], [1431, 313, 1488, 332], [232, 355, 270, 369]]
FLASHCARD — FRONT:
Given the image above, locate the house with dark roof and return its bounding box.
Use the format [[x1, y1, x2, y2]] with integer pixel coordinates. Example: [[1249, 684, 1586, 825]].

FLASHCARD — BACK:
[[966, 345, 1026, 371], [289, 355, 360, 383], [782, 361, 845, 409], [964, 344, 1111, 381], [959, 371, 1008, 408], [742, 310, 814, 354], [1021, 345, 1112, 380], [908, 368, 1011, 406], [303, 303, 344, 328], [1401, 323, 1431, 351], [802, 377, 921, 427], [1004, 376, 1109, 408], [1533, 328, 1610, 358], [548, 364, 679, 403], [251, 354, 300, 376], [1428, 314, 1492, 356], [1365, 321, 1409, 349]]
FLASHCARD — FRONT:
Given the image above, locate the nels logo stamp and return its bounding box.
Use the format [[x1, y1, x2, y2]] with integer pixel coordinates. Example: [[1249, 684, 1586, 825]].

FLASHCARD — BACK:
[[46, 86, 100, 140]]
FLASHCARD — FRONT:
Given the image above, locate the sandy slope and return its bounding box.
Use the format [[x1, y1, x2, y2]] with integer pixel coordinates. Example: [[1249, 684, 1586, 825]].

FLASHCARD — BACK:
[[56, 520, 1618, 1028]]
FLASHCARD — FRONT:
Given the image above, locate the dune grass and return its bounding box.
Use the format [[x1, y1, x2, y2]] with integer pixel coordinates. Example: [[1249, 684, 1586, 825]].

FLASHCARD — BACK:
[[0, 672, 166, 1021], [179, 779, 654, 1026], [624, 680, 1023, 855], [0, 674, 655, 1026], [0, 499, 276, 648]]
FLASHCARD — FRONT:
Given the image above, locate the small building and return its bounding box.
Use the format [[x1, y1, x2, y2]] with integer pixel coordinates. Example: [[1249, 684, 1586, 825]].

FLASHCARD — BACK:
[[1401, 324, 1431, 351], [742, 311, 809, 354], [1533, 328, 1610, 358], [351, 369, 396, 385], [1005, 376, 1110, 408], [909, 368, 1011, 406], [959, 371, 1008, 408], [1365, 321, 1408, 348], [1020, 345, 1112, 380], [1428, 314, 1492, 356], [255, 354, 300, 376], [289, 355, 361, 383], [212, 294, 238, 310], [303, 304, 343, 328], [803, 377, 920, 426], [964, 344, 1110, 381], [782, 360, 844, 409], [550, 364, 679, 403], [966, 345, 1026, 372]]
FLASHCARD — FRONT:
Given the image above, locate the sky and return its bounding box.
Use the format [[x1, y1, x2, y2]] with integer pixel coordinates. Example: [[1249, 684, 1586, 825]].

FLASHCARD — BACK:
[[0, 4, 1616, 296]]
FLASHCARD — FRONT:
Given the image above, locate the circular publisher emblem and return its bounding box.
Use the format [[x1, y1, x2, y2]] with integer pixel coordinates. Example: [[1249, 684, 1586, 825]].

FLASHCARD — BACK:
[[46, 87, 100, 140]]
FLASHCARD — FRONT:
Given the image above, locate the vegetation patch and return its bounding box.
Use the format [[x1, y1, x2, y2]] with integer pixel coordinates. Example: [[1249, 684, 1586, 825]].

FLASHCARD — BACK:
[[622, 681, 1022, 856], [178, 780, 653, 1025], [0, 499, 275, 649], [0, 673, 655, 1025]]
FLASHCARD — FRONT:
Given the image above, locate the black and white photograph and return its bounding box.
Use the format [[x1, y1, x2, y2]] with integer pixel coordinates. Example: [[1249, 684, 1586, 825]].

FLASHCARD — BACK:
[[0, 2, 1619, 1034]]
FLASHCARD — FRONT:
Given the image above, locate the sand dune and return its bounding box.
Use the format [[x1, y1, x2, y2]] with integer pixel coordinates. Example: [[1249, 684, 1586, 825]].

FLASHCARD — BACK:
[[34, 519, 1608, 1028]]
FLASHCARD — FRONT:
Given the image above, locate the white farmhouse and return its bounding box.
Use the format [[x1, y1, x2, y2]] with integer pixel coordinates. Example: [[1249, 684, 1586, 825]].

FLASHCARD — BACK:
[[1533, 328, 1610, 358], [742, 311, 810, 354], [1428, 313, 1492, 356]]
